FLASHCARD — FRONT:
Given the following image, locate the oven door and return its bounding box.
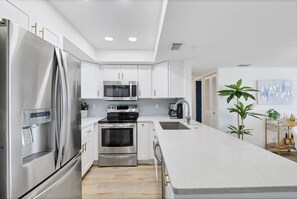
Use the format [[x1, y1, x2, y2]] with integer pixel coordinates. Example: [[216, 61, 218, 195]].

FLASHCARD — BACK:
[[99, 123, 137, 153], [103, 81, 138, 100]]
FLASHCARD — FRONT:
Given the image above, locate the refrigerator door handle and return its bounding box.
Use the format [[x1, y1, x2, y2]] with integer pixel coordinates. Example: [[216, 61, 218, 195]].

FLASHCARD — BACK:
[[54, 68, 60, 151], [60, 50, 70, 163], [55, 48, 68, 169]]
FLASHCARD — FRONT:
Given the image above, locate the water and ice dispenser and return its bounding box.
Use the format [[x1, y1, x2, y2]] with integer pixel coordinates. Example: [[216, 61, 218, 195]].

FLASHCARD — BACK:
[[22, 109, 55, 164]]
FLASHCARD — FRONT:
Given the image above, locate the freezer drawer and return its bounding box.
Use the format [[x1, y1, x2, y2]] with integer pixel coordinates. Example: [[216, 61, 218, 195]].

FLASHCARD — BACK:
[[21, 153, 82, 199]]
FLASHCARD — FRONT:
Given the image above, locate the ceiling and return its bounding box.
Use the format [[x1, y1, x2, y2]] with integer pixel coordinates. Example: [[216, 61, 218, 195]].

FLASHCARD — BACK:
[[155, 0, 297, 76], [49, 0, 163, 50], [49, 0, 297, 76]]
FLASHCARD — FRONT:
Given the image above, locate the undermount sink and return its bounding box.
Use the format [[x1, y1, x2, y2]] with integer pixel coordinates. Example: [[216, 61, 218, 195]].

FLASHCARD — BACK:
[[159, 122, 189, 130]]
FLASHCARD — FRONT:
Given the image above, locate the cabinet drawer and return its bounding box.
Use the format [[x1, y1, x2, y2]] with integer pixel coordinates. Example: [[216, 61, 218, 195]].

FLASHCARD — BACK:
[[82, 125, 93, 140]]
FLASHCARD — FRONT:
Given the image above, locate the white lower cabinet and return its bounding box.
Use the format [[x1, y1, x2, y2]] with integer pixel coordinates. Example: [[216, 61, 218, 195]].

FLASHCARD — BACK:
[[137, 122, 155, 161], [81, 125, 94, 177]]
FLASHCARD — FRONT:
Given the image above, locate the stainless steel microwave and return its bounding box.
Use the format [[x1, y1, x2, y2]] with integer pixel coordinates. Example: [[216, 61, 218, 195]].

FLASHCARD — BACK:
[[103, 81, 138, 100]]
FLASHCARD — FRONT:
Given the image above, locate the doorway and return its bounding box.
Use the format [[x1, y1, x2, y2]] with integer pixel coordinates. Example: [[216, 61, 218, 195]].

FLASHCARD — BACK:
[[195, 81, 202, 122]]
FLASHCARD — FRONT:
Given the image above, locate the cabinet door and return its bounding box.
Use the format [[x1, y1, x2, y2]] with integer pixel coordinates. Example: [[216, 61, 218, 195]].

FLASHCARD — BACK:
[[152, 62, 169, 98], [81, 62, 101, 99], [121, 65, 138, 81], [39, 26, 59, 47], [82, 125, 93, 177], [137, 123, 149, 160], [169, 61, 185, 98], [148, 123, 155, 160], [0, 0, 30, 30], [138, 65, 152, 98], [93, 124, 98, 161], [103, 65, 121, 81]]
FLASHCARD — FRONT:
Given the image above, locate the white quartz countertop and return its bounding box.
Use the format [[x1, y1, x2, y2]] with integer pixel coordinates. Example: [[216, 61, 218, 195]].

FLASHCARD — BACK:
[[81, 117, 104, 129], [139, 117, 297, 195]]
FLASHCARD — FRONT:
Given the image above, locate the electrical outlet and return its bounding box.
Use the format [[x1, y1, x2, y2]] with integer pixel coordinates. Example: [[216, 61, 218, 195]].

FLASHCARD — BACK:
[[155, 104, 159, 109], [92, 104, 96, 109]]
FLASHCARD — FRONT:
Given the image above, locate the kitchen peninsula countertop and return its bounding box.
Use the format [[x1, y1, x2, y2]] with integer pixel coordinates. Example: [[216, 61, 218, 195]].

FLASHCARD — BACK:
[[138, 117, 297, 196]]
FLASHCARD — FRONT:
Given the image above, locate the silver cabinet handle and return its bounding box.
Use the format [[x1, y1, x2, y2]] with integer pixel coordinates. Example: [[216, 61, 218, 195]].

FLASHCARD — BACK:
[[39, 27, 44, 38], [97, 90, 100, 97], [118, 73, 120, 79], [139, 90, 141, 97], [154, 90, 156, 96], [31, 22, 37, 34], [122, 73, 124, 79]]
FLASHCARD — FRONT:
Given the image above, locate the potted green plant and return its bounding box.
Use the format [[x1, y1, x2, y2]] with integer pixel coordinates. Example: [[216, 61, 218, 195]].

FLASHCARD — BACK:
[[218, 79, 263, 140], [267, 109, 280, 120]]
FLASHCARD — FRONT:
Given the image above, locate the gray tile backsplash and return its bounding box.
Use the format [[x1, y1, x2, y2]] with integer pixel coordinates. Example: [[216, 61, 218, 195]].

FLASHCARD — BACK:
[[82, 99, 178, 117]]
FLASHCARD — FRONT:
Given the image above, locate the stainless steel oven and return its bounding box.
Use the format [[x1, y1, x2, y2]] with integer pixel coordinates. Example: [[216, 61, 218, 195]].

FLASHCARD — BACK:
[[98, 105, 138, 166], [103, 81, 138, 100], [99, 123, 137, 154]]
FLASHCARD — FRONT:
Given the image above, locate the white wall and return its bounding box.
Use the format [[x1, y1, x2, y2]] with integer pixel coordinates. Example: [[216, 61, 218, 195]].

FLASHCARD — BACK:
[[96, 50, 154, 63], [217, 67, 297, 147]]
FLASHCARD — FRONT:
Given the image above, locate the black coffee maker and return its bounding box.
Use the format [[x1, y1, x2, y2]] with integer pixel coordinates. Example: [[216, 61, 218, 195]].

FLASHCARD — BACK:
[[168, 103, 183, 119]]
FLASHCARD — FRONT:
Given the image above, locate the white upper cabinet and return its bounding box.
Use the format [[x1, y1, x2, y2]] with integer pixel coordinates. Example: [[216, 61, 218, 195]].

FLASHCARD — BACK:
[[103, 65, 137, 81], [0, 1, 31, 30], [81, 62, 102, 99], [152, 62, 169, 98], [38, 24, 60, 47], [103, 65, 122, 81], [169, 60, 185, 98], [121, 65, 138, 81], [0, 1, 60, 47], [138, 65, 152, 98]]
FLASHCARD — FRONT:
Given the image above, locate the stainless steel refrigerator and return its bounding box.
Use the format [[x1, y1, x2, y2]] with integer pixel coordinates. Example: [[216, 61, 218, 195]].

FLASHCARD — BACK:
[[0, 19, 82, 199]]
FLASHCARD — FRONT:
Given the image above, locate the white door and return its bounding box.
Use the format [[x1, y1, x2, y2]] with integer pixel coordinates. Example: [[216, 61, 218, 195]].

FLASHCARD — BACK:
[[121, 65, 138, 81], [103, 65, 122, 81], [169, 61, 185, 98], [152, 62, 169, 98], [81, 62, 101, 99], [137, 123, 149, 160], [203, 74, 217, 128], [138, 65, 152, 98]]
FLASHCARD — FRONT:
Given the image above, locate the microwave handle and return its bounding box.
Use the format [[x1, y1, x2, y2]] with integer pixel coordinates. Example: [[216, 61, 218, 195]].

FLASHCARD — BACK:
[[130, 82, 132, 98]]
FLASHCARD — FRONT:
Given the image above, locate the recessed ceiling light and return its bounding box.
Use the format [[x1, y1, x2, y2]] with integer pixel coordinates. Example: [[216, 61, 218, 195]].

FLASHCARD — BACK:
[[104, 37, 114, 41], [128, 37, 137, 42]]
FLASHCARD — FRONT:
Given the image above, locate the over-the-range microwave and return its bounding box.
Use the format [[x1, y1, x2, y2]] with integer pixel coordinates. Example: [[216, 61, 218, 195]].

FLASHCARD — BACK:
[[103, 81, 138, 100]]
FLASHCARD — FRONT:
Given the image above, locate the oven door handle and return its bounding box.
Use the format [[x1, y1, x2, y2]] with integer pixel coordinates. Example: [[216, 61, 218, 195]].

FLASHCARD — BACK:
[[99, 124, 136, 128]]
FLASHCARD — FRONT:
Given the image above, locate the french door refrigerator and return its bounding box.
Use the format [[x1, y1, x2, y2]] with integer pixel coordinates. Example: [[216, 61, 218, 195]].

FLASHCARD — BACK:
[[0, 19, 82, 199]]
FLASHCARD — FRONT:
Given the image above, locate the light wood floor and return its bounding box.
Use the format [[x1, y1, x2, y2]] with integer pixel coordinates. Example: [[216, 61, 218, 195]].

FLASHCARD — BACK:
[[82, 165, 161, 199]]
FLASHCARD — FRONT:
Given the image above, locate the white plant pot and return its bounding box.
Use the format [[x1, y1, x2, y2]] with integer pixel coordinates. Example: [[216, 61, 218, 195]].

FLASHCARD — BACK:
[[81, 110, 88, 118]]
